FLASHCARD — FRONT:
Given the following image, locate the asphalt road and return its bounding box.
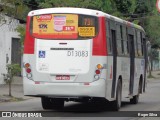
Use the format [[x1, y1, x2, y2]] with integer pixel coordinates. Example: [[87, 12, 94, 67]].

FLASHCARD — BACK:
[[0, 79, 160, 120]]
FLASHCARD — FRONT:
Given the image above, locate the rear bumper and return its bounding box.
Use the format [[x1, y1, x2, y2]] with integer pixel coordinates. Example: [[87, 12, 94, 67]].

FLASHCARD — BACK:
[[23, 78, 106, 98]]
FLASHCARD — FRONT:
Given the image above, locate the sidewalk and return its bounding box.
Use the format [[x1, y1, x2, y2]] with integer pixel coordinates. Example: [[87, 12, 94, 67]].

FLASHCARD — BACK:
[[0, 71, 160, 103], [0, 77, 33, 103], [146, 70, 160, 81]]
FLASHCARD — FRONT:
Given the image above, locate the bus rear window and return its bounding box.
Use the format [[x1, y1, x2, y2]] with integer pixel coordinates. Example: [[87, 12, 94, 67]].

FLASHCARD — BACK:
[[31, 14, 98, 39]]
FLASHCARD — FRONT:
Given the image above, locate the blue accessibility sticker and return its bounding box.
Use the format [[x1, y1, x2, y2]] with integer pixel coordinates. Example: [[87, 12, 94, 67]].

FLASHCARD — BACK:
[[39, 51, 45, 58]]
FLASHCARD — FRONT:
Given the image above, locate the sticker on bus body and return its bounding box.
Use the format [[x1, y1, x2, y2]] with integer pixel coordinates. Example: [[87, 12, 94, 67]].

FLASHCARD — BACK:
[[39, 51, 46, 58], [38, 63, 49, 71], [54, 16, 66, 32], [78, 27, 95, 37]]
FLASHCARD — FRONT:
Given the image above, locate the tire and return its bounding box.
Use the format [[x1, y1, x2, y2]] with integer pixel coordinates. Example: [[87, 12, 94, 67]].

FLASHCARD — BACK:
[[41, 97, 53, 109], [130, 81, 141, 104], [52, 98, 64, 110], [111, 81, 122, 111], [130, 95, 139, 104]]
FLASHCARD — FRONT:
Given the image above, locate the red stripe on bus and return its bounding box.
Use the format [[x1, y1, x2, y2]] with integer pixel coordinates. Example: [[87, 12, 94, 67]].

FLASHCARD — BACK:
[[24, 16, 35, 54], [92, 17, 107, 56]]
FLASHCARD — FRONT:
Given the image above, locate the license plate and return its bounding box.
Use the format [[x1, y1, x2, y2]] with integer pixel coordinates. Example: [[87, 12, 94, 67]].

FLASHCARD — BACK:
[[56, 75, 70, 80]]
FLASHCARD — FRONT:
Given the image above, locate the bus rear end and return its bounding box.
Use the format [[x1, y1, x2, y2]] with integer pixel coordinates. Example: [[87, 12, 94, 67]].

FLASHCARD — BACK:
[[23, 8, 107, 109]]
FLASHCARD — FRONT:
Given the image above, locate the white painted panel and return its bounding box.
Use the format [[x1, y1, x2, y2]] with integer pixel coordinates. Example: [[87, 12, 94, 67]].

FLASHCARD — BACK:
[[36, 39, 92, 74]]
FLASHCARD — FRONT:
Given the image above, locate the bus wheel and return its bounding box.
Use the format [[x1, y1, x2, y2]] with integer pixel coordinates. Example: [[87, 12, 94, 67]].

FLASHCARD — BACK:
[[41, 97, 53, 109], [111, 81, 122, 111], [130, 94, 139, 104], [52, 98, 64, 110], [130, 81, 141, 104]]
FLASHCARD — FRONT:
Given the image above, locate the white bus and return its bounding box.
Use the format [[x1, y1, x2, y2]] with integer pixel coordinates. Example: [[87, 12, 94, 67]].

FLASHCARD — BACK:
[[23, 8, 147, 111]]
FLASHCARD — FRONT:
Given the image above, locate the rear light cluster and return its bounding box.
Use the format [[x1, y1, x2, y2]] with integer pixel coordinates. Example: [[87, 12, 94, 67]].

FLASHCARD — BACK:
[[94, 64, 103, 80], [24, 63, 32, 80]]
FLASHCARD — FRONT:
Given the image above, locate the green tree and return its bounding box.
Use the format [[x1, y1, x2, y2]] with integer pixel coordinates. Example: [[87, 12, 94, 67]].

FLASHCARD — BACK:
[[144, 15, 160, 47], [148, 49, 159, 77], [114, 0, 132, 14], [38, 0, 103, 11], [134, 0, 157, 16], [0, 0, 30, 20], [23, 0, 40, 10], [37, 0, 124, 16], [16, 25, 26, 47], [3, 64, 21, 96]]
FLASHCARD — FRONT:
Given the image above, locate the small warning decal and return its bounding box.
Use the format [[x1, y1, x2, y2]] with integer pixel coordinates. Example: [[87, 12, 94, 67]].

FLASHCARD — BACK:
[[38, 63, 49, 71], [39, 51, 46, 58]]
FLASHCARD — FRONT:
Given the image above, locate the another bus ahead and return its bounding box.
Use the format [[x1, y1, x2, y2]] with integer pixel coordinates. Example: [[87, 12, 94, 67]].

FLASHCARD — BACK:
[[23, 8, 147, 111]]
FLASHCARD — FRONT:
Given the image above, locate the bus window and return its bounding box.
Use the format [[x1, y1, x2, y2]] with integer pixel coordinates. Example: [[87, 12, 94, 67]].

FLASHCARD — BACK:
[[116, 24, 122, 55], [30, 14, 98, 40], [116, 24, 126, 55], [137, 31, 142, 56], [134, 29, 138, 57], [140, 32, 144, 56], [106, 20, 112, 54], [120, 25, 124, 54], [126, 27, 129, 54], [123, 27, 129, 55]]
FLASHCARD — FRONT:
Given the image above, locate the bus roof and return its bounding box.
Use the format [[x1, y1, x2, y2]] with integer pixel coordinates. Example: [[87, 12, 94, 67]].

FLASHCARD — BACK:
[[28, 7, 105, 17], [28, 7, 144, 32]]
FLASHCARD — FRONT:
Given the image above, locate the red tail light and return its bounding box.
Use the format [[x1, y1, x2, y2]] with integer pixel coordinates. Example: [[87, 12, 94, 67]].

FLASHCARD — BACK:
[[94, 64, 103, 80], [26, 68, 31, 73], [24, 63, 32, 80], [95, 69, 100, 74]]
